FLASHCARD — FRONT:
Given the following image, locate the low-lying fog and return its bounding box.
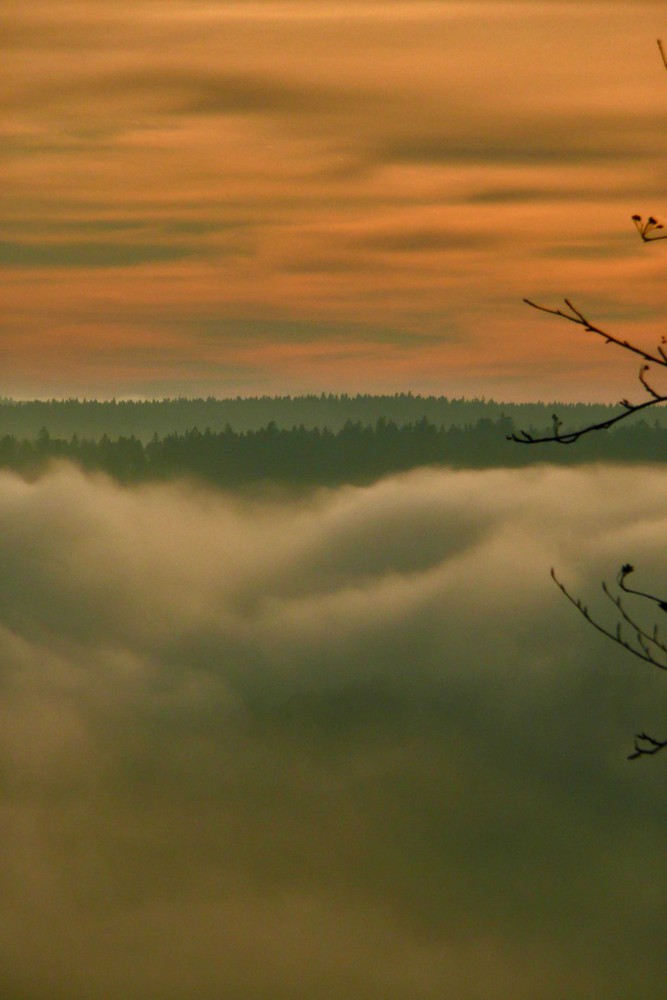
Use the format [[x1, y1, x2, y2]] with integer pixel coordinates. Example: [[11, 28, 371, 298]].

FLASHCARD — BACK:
[[1, 463, 666, 999]]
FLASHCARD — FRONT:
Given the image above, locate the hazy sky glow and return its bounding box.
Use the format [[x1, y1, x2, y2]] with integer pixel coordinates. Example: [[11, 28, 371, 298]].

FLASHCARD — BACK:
[[3, 1, 667, 399], [1, 462, 667, 997]]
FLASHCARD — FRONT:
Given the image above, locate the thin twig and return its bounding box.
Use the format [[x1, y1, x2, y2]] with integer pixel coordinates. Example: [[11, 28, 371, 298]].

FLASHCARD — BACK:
[[633, 214, 667, 242], [551, 568, 667, 671], [552, 568, 667, 759], [508, 393, 667, 444], [628, 733, 667, 760], [523, 299, 666, 366], [617, 564, 667, 611], [601, 584, 667, 658], [510, 300, 667, 444]]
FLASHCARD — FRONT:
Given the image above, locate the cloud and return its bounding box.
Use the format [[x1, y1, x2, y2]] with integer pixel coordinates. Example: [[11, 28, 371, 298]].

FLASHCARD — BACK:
[[0, 463, 666, 998], [359, 228, 495, 252], [0, 240, 196, 269], [192, 316, 450, 347], [377, 111, 667, 167], [16, 68, 348, 124], [3, 0, 666, 397]]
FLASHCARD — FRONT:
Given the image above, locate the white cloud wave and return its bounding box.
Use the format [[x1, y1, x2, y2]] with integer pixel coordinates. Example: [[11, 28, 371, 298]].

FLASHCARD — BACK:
[[0, 463, 666, 998]]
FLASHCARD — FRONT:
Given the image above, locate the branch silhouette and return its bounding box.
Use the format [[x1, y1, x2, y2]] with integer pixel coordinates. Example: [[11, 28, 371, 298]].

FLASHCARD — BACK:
[[551, 568, 667, 759], [514, 40, 667, 758], [508, 299, 667, 445]]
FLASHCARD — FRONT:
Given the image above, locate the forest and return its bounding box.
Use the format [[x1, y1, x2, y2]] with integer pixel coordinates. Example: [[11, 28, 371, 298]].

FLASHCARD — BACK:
[[2, 413, 666, 488], [0, 394, 650, 441]]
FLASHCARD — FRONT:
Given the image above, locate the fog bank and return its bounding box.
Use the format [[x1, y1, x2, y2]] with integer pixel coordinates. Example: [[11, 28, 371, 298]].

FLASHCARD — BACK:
[[0, 463, 666, 999]]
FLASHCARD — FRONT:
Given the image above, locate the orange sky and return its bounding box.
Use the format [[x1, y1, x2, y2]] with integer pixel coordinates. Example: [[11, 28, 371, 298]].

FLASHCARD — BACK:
[[3, 1, 667, 400]]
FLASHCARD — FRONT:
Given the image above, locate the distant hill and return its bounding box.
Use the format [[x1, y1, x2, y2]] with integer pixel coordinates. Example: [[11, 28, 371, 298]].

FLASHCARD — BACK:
[[0, 394, 655, 441]]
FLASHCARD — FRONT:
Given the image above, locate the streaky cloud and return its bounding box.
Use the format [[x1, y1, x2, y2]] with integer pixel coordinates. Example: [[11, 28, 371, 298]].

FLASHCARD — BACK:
[[0, 240, 196, 269]]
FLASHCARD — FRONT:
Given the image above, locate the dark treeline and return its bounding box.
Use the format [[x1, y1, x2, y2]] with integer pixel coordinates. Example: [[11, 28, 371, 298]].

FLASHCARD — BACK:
[[2, 416, 667, 488], [0, 394, 651, 441]]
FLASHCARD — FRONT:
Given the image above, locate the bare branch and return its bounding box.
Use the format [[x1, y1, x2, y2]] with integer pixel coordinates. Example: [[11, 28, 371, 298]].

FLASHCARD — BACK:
[[552, 567, 667, 759], [550, 569, 667, 671], [508, 389, 667, 445], [523, 298, 667, 366], [602, 584, 667, 657], [516, 44, 667, 446], [520, 41, 667, 760], [509, 299, 667, 444], [628, 733, 667, 760], [616, 563, 667, 611], [632, 213, 667, 241]]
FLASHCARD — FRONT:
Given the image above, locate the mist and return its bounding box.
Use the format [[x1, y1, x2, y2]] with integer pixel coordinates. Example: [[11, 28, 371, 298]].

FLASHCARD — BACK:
[[1, 462, 666, 998]]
